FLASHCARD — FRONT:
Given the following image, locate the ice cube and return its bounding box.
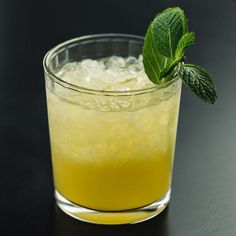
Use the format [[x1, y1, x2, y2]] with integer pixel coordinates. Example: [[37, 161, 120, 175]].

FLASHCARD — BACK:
[[136, 71, 153, 89], [125, 56, 138, 66], [81, 59, 99, 68], [102, 56, 126, 69], [138, 55, 143, 64], [129, 64, 143, 73]]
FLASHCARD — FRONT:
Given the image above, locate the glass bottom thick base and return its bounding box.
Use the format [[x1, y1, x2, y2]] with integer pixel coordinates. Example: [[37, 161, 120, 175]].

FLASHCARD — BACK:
[[55, 189, 170, 225]]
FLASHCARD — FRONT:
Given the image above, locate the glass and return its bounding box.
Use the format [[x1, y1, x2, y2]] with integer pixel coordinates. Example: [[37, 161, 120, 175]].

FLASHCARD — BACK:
[[43, 34, 182, 224]]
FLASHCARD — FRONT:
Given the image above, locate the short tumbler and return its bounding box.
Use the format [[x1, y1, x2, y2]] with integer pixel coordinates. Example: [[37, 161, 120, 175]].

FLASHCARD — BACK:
[[43, 34, 182, 224]]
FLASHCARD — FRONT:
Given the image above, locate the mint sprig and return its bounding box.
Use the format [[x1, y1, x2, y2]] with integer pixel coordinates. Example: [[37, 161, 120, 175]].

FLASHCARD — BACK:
[[142, 7, 217, 104]]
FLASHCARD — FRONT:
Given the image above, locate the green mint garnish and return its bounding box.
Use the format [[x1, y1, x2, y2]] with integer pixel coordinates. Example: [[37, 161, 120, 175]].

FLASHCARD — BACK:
[[142, 7, 217, 103], [177, 64, 217, 104]]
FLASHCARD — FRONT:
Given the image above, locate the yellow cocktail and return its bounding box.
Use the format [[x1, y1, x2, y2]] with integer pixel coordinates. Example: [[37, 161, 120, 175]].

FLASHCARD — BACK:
[[44, 34, 182, 224]]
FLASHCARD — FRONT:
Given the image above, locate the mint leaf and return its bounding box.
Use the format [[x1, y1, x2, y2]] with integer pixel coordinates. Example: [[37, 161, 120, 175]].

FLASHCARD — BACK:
[[177, 64, 217, 104], [175, 32, 195, 58], [152, 7, 187, 59], [142, 25, 168, 83]]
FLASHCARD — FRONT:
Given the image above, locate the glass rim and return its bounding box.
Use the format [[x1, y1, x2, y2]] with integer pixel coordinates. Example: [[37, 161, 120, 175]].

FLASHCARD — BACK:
[[43, 33, 180, 96]]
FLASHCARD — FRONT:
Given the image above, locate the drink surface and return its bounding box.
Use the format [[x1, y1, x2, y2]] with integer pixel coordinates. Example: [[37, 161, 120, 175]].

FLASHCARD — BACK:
[[46, 56, 181, 211]]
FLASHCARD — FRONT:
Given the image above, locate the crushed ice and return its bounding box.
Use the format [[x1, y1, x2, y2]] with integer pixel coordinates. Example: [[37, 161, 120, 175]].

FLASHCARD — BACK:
[[56, 55, 154, 91]]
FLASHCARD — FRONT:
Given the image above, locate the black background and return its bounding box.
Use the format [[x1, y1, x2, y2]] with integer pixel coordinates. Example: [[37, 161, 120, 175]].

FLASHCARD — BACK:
[[1, 0, 236, 235]]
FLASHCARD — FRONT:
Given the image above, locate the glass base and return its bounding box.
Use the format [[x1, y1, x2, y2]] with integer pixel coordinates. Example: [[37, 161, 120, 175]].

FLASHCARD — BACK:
[[55, 189, 170, 225]]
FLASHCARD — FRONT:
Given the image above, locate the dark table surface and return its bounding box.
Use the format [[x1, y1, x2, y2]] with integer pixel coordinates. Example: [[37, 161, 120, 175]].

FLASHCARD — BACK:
[[1, 0, 236, 235]]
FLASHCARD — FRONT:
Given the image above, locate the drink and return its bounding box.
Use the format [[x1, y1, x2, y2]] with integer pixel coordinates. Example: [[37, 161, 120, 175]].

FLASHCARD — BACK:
[[44, 34, 181, 224]]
